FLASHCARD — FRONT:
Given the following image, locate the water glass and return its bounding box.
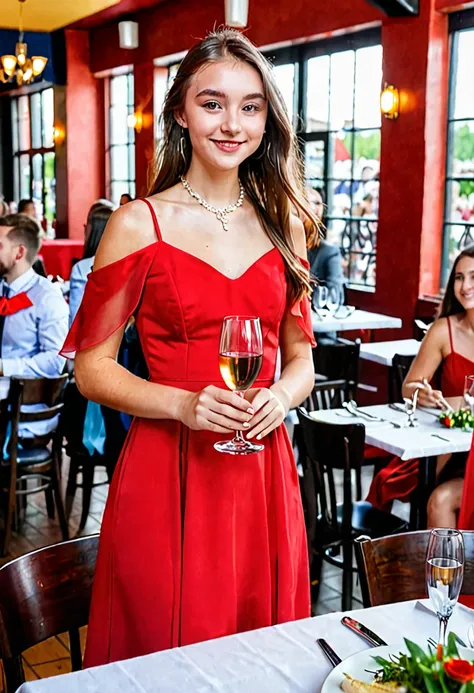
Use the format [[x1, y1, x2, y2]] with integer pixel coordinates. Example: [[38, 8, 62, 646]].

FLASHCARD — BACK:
[[426, 528, 464, 647], [463, 375, 474, 414]]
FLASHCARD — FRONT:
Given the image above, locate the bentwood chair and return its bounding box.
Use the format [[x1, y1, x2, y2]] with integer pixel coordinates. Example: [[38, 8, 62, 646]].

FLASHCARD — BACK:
[[355, 531, 474, 607], [0, 375, 69, 556], [296, 408, 407, 610], [0, 535, 98, 692]]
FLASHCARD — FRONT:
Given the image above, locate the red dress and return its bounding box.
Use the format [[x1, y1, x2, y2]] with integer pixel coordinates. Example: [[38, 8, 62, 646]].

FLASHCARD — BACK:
[[61, 199, 313, 666], [366, 317, 474, 510]]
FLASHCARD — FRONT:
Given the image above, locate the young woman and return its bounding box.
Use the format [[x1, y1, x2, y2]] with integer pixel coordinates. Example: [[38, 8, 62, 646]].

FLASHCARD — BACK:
[[366, 246, 474, 526], [63, 28, 318, 666]]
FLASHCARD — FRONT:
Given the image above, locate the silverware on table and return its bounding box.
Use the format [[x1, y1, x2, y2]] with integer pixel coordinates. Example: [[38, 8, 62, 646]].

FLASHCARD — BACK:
[[342, 401, 402, 429], [341, 616, 387, 647], [316, 638, 342, 667], [431, 433, 451, 442]]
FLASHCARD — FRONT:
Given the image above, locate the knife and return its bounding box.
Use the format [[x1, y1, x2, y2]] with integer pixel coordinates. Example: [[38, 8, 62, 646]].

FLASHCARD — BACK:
[[341, 616, 387, 647], [317, 638, 342, 667]]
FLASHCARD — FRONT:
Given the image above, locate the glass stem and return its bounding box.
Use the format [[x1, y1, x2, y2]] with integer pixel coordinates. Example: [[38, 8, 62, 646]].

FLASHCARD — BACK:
[[234, 391, 246, 442], [438, 616, 448, 648]]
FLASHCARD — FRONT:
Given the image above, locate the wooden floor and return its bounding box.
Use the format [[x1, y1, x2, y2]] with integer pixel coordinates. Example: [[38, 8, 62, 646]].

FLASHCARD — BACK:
[[0, 460, 380, 691]]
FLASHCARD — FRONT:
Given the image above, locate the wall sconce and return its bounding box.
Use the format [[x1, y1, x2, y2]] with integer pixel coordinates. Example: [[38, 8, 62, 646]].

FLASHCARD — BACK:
[[53, 125, 65, 144], [380, 84, 400, 120], [225, 0, 249, 27], [127, 112, 143, 133]]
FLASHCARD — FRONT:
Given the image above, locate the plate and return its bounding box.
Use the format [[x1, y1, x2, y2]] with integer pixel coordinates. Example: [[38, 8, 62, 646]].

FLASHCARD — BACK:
[[320, 644, 474, 693]]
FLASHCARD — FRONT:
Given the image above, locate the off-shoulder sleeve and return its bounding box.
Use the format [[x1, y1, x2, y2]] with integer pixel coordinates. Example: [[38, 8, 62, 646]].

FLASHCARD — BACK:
[[289, 257, 316, 348], [60, 245, 156, 358]]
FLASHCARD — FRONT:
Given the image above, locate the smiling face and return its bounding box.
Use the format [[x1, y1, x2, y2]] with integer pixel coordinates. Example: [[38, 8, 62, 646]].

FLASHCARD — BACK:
[[178, 59, 268, 172], [454, 255, 474, 310]]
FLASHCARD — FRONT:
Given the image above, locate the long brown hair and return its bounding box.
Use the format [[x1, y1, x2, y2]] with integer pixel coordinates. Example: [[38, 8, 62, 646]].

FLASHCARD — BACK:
[[149, 27, 320, 300], [439, 245, 474, 318]]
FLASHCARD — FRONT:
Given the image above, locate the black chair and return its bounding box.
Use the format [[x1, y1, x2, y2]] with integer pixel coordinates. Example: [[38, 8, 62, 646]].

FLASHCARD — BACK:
[[391, 353, 416, 403], [0, 535, 98, 691], [0, 376, 69, 557], [312, 340, 360, 401], [62, 381, 125, 532], [296, 407, 408, 610]]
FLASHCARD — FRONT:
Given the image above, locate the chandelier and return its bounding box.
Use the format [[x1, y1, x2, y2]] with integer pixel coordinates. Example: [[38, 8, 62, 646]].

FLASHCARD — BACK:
[[0, 0, 48, 86]]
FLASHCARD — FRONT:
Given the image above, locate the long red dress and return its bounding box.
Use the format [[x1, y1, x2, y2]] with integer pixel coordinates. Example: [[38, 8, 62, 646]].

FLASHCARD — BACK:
[[61, 199, 314, 666], [366, 317, 474, 510]]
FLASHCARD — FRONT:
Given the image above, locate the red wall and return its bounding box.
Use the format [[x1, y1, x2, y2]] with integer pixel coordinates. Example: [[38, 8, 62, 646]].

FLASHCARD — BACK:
[[58, 30, 105, 239], [89, 0, 383, 73]]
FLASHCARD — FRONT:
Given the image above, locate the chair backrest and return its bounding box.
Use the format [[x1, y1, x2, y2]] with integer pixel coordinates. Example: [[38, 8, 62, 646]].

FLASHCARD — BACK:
[[0, 535, 98, 690], [308, 379, 349, 411], [312, 341, 360, 399], [10, 375, 68, 420], [392, 353, 416, 402], [297, 407, 365, 533], [355, 531, 474, 607]]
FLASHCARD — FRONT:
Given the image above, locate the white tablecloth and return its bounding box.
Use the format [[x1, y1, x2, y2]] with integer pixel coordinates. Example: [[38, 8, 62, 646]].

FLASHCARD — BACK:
[[310, 404, 473, 460], [16, 600, 474, 693], [312, 309, 402, 333], [359, 339, 421, 366]]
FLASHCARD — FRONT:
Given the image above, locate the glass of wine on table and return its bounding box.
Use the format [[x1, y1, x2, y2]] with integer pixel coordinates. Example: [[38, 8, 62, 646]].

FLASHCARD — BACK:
[[426, 528, 465, 647], [215, 316, 264, 455]]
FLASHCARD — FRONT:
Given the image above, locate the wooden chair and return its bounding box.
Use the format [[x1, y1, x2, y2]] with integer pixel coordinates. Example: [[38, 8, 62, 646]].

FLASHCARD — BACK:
[[355, 531, 474, 608], [0, 535, 98, 692], [0, 375, 69, 556], [297, 407, 407, 610]]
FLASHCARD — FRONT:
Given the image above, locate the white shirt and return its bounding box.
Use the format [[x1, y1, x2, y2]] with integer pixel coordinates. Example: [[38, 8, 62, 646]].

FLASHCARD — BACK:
[[1, 267, 69, 437], [69, 256, 94, 327]]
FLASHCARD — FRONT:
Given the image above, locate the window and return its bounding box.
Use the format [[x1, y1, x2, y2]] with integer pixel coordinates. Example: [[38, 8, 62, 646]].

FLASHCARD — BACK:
[[154, 62, 181, 151], [443, 12, 474, 286], [108, 72, 135, 205], [11, 88, 55, 230], [267, 30, 382, 290]]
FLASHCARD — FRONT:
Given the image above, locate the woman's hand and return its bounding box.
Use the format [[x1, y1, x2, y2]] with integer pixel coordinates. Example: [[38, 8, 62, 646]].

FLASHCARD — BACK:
[[406, 379, 449, 409], [244, 386, 291, 440], [178, 385, 254, 433]]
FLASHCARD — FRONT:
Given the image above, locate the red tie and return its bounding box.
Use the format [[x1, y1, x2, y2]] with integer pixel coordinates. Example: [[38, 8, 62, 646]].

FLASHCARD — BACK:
[[0, 292, 33, 316]]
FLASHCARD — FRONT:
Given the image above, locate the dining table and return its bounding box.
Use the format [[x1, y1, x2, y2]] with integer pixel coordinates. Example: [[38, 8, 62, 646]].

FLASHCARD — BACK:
[[311, 308, 402, 334], [310, 400, 472, 529], [15, 599, 474, 693]]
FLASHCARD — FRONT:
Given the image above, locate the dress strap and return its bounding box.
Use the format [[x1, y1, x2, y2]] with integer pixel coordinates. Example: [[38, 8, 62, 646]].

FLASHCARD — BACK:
[[139, 198, 163, 242], [447, 316, 454, 354]]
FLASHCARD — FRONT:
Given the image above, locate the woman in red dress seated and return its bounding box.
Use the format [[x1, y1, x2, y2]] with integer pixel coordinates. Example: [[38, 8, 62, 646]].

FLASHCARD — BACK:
[[367, 246, 474, 526], [61, 29, 320, 666]]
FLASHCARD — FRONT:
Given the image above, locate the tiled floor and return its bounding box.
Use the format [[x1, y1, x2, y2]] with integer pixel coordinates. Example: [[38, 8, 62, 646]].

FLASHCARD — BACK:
[[0, 459, 406, 692]]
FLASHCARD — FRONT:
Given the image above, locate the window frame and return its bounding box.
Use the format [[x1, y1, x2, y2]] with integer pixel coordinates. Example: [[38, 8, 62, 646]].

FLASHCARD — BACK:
[[107, 71, 136, 205], [441, 11, 474, 287], [263, 28, 382, 290], [10, 86, 56, 225]]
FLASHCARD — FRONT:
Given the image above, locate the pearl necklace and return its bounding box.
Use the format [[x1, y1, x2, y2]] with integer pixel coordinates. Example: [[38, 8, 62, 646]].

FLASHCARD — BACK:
[[180, 176, 244, 232]]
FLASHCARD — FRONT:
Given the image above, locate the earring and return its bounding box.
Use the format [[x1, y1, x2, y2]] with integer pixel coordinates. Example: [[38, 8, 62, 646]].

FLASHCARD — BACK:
[[179, 132, 187, 165]]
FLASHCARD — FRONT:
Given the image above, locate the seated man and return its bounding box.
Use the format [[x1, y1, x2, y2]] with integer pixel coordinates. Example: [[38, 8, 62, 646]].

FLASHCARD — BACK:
[[0, 214, 68, 440]]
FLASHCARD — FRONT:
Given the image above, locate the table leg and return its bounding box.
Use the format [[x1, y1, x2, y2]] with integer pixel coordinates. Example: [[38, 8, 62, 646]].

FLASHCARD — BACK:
[[409, 455, 437, 530]]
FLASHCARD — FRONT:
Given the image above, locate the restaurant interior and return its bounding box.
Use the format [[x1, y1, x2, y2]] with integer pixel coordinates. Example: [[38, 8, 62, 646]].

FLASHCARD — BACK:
[[1, 0, 474, 690]]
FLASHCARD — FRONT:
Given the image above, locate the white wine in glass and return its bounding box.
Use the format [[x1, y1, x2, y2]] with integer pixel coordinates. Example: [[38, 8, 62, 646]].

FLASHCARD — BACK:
[[426, 528, 464, 647], [215, 316, 264, 455]]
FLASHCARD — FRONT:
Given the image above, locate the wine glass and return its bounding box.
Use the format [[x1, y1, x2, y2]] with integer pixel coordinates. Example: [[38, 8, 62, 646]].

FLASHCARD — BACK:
[[426, 528, 464, 647], [214, 316, 264, 455], [326, 286, 342, 315], [312, 285, 328, 316], [463, 375, 474, 415]]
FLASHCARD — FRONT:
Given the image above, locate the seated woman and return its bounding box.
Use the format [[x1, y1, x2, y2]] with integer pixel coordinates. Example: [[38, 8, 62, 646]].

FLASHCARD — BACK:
[[367, 246, 474, 524], [69, 202, 114, 325]]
